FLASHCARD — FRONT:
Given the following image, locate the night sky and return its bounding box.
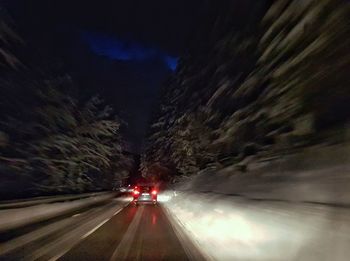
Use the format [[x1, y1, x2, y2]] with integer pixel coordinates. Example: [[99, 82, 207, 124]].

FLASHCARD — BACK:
[[4, 0, 206, 152]]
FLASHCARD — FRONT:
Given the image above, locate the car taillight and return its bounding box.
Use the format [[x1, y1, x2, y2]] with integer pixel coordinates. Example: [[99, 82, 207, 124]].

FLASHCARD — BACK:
[[133, 190, 140, 195], [151, 190, 157, 195]]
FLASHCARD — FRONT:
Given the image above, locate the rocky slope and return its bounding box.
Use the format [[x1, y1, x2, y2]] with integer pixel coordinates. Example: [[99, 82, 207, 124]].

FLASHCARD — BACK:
[[141, 0, 350, 180]]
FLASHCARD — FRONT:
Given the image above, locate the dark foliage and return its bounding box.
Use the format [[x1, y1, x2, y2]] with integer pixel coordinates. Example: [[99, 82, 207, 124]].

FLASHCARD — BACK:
[[142, 0, 350, 179], [0, 10, 132, 199]]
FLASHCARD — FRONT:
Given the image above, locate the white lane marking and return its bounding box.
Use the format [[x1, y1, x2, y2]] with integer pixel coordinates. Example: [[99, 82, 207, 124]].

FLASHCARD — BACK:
[[46, 206, 126, 261], [163, 206, 211, 261], [81, 218, 110, 239], [72, 213, 81, 218], [0, 218, 73, 256], [110, 206, 144, 261], [113, 208, 123, 216], [0, 204, 114, 256], [27, 204, 128, 261]]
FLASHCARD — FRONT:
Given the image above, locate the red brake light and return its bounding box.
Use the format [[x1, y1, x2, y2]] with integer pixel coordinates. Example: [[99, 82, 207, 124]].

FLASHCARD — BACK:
[[133, 190, 140, 195], [151, 190, 157, 195]]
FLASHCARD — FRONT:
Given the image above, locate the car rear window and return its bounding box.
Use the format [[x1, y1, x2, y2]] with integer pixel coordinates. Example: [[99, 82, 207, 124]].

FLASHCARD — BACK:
[[140, 186, 152, 192]]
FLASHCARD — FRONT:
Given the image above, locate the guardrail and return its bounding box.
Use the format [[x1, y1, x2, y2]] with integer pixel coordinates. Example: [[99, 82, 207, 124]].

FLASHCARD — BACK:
[[0, 192, 119, 233], [0, 191, 112, 210]]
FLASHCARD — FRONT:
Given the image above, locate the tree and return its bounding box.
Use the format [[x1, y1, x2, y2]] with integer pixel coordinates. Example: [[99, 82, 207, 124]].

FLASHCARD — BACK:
[[0, 13, 132, 198]]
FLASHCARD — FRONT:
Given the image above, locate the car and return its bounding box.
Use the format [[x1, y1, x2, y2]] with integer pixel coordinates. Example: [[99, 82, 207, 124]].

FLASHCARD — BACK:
[[132, 185, 158, 205], [126, 184, 134, 193]]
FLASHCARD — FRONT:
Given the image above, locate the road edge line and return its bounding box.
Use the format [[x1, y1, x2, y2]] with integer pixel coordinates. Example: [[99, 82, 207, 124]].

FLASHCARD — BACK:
[[162, 205, 213, 261], [47, 202, 129, 261]]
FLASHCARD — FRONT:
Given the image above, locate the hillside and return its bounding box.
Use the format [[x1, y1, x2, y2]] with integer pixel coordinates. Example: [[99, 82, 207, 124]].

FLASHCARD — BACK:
[[141, 0, 350, 181]]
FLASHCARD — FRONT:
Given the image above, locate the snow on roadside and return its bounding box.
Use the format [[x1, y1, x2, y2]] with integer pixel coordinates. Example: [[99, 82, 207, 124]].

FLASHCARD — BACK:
[[0, 192, 118, 232], [174, 144, 350, 205], [161, 191, 350, 261], [0, 192, 112, 209], [159, 144, 350, 260]]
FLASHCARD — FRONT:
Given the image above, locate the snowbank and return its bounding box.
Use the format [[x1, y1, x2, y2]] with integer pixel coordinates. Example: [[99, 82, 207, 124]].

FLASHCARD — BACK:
[[160, 144, 350, 260], [161, 191, 350, 261], [175, 144, 350, 205]]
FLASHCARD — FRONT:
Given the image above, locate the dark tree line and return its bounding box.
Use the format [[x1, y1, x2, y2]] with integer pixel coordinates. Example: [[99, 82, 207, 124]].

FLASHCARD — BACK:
[[142, 0, 350, 181], [0, 10, 133, 199]]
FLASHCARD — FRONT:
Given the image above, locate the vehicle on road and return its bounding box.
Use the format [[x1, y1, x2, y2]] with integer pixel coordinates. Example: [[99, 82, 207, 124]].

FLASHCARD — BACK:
[[133, 185, 158, 205], [119, 184, 134, 193]]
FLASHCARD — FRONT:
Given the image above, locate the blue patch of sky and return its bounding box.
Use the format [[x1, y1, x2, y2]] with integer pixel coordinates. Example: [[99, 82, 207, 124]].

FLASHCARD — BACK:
[[81, 31, 178, 71], [164, 56, 178, 71]]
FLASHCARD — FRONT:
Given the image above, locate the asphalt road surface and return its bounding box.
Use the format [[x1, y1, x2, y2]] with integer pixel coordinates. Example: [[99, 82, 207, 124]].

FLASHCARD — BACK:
[[61, 204, 190, 261], [0, 197, 204, 261]]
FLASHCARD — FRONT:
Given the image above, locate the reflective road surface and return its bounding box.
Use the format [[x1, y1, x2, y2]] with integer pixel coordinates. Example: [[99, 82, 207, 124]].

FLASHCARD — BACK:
[[0, 197, 204, 261], [61, 205, 191, 261]]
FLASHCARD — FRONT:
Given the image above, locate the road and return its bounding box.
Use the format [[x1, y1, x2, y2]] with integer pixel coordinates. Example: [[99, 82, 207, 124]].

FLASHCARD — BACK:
[[61, 205, 190, 261], [0, 196, 203, 261], [3, 192, 350, 261]]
